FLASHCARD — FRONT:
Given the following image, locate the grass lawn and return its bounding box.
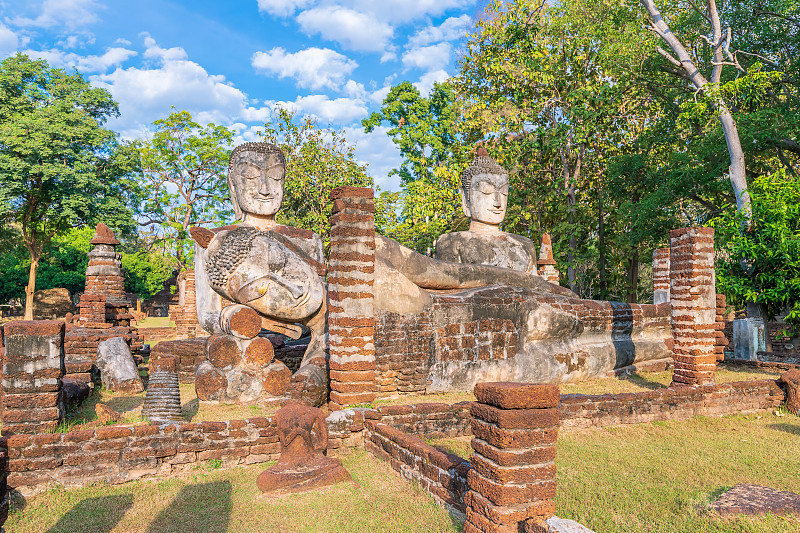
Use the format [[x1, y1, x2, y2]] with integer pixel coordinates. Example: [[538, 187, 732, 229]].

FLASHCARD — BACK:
[[431, 410, 800, 533], [6, 448, 462, 533]]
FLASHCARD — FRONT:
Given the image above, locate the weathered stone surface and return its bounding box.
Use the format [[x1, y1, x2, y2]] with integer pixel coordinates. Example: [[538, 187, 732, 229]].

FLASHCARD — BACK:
[[62, 378, 90, 410], [206, 335, 240, 369], [195, 361, 227, 401], [262, 361, 291, 396], [709, 484, 800, 517], [781, 369, 800, 415], [96, 337, 143, 393], [474, 383, 560, 410], [245, 337, 275, 367], [142, 369, 183, 422], [33, 288, 75, 319], [257, 402, 350, 494], [95, 403, 120, 424]]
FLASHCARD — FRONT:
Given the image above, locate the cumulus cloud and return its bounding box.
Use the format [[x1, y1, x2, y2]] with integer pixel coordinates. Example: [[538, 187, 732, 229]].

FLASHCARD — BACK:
[[0, 23, 20, 58], [251, 46, 357, 91], [414, 69, 449, 95], [91, 36, 247, 132], [338, 0, 474, 25], [408, 14, 471, 47], [297, 7, 393, 52], [291, 94, 368, 124], [402, 42, 451, 72], [12, 0, 102, 30], [23, 47, 137, 73]]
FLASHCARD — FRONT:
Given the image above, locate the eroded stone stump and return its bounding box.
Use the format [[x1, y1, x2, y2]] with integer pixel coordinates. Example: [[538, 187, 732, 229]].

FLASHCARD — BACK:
[[465, 382, 559, 533], [257, 402, 350, 494], [142, 356, 183, 423]]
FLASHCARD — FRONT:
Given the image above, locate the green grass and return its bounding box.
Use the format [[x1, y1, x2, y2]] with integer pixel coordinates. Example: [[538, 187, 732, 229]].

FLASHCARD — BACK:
[[6, 449, 462, 533], [431, 410, 800, 533]]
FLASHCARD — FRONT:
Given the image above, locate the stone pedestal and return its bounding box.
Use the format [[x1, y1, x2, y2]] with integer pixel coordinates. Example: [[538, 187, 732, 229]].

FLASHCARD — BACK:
[[142, 357, 183, 423], [733, 318, 766, 361], [327, 186, 377, 409], [652, 247, 670, 304], [1, 321, 65, 434], [465, 382, 559, 533], [669, 227, 717, 386]]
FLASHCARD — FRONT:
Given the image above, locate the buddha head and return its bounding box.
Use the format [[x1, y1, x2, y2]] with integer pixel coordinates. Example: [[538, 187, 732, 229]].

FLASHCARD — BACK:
[[228, 142, 286, 220], [460, 147, 509, 227]]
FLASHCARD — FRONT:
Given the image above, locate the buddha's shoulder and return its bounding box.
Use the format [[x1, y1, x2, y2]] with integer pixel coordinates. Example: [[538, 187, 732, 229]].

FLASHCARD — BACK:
[[500, 232, 537, 248]]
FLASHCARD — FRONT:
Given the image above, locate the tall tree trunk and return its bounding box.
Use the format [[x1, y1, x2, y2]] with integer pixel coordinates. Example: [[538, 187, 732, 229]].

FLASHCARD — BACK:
[[718, 108, 751, 215], [597, 184, 608, 300], [24, 255, 39, 320]]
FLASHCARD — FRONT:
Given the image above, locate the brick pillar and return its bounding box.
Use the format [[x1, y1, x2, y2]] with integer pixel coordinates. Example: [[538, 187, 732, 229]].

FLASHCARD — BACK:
[[669, 227, 716, 386], [714, 294, 729, 362], [465, 382, 559, 533], [1, 321, 65, 434], [79, 294, 107, 326], [537, 233, 560, 284], [652, 247, 670, 304], [327, 186, 377, 410], [0, 436, 7, 532]]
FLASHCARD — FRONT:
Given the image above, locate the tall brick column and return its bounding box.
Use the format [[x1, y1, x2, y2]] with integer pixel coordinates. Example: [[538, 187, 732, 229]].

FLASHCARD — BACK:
[[465, 382, 559, 533], [327, 186, 377, 410], [2, 321, 65, 434], [669, 227, 716, 386], [652, 247, 670, 304]]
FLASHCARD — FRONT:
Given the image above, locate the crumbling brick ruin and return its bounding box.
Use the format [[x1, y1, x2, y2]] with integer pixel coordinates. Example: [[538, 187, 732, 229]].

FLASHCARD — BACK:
[[652, 247, 670, 305], [169, 270, 200, 339], [669, 227, 717, 386]]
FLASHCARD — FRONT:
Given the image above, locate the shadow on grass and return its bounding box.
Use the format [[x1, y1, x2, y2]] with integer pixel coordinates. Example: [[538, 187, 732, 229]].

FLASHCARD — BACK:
[[618, 373, 667, 391], [182, 398, 200, 421], [768, 423, 800, 436], [46, 494, 134, 533], [146, 481, 232, 533]]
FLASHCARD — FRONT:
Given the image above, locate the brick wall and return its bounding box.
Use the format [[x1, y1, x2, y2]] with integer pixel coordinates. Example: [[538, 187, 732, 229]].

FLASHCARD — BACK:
[[150, 338, 208, 383], [375, 287, 673, 395], [670, 227, 717, 385], [6, 411, 370, 497], [560, 379, 785, 429], [376, 402, 473, 439], [327, 186, 377, 409], [1, 321, 65, 435], [714, 294, 729, 362], [365, 420, 471, 518]]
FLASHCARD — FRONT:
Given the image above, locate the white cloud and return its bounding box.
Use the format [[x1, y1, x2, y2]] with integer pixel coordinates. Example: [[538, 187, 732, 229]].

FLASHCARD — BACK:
[[92, 36, 247, 132], [55, 33, 95, 49], [0, 23, 20, 58], [291, 94, 368, 124], [23, 47, 137, 73], [115, 38, 132, 46], [12, 0, 101, 30], [370, 86, 391, 105], [297, 7, 393, 52], [402, 42, 451, 72], [414, 69, 449, 95], [257, 0, 314, 17], [408, 14, 471, 47], [251, 46, 357, 91], [339, 0, 474, 25]]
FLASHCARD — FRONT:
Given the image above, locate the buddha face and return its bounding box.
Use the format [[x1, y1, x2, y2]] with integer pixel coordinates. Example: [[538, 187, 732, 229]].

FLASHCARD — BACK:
[[230, 151, 285, 217], [465, 173, 509, 226]]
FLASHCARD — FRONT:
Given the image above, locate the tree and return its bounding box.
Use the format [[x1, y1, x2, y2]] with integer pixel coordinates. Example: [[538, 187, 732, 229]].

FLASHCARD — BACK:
[[638, 0, 753, 220], [137, 110, 234, 269], [363, 81, 475, 254], [0, 54, 139, 319], [260, 108, 374, 246]]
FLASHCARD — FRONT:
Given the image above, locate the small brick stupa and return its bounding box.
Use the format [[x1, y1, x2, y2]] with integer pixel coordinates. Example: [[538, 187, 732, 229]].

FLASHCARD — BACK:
[[64, 224, 142, 385], [537, 233, 560, 284]]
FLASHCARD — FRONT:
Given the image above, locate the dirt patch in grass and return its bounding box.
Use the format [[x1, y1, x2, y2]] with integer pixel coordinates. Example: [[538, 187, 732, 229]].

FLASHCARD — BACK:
[[6, 449, 462, 533], [136, 317, 175, 328], [374, 390, 476, 406], [431, 410, 800, 533]]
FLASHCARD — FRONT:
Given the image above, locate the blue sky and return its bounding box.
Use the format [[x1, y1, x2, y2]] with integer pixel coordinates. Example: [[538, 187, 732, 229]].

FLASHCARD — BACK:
[[0, 0, 489, 191]]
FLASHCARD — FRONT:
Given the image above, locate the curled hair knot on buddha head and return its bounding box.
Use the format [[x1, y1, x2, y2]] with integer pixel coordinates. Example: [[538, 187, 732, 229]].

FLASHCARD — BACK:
[[227, 142, 286, 220], [460, 145, 508, 218]]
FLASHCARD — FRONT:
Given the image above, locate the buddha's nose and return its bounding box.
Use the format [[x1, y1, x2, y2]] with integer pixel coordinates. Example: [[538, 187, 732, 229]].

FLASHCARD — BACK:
[[258, 179, 270, 196], [493, 192, 502, 208]]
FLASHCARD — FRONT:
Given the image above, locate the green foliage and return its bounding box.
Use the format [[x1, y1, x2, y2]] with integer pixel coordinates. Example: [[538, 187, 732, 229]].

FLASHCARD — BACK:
[[137, 109, 234, 268], [260, 108, 373, 246], [120, 250, 176, 300], [0, 54, 139, 312], [713, 170, 800, 333]]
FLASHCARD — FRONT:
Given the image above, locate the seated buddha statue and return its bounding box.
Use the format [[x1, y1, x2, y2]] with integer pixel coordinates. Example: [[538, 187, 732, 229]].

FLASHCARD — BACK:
[[434, 147, 538, 274]]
